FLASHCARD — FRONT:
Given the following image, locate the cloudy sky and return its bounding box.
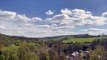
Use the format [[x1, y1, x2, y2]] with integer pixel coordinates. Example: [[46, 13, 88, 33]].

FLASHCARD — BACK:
[[0, 0, 107, 37]]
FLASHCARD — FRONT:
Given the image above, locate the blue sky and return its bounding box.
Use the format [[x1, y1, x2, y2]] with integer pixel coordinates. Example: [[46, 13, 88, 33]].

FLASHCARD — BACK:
[[1, 0, 107, 17], [0, 0, 107, 37]]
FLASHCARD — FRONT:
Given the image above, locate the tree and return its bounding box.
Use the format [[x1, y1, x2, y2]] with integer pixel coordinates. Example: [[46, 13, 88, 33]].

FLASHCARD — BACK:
[[3, 45, 19, 60], [89, 46, 106, 60], [0, 43, 4, 60], [48, 49, 59, 60], [24, 52, 39, 60], [58, 52, 67, 60], [19, 41, 30, 60], [38, 51, 48, 60], [37, 46, 49, 60]]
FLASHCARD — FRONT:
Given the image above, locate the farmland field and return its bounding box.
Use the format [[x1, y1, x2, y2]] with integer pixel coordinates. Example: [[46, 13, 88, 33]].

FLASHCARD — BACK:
[[63, 37, 99, 43]]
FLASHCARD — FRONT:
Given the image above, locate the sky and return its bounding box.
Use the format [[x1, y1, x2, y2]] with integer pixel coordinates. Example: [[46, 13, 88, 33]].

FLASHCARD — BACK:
[[0, 0, 107, 37]]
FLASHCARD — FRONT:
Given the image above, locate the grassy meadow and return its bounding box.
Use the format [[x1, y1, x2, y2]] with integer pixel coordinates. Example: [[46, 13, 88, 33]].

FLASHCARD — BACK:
[[63, 37, 99, 43]]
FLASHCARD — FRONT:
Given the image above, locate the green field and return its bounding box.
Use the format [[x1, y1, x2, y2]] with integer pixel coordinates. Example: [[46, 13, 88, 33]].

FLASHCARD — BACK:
[[63, 37, 98, 43]]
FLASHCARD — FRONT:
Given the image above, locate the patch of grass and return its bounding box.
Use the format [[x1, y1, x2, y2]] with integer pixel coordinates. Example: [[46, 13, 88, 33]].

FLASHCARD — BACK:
[[5, 45, 19, 50], [28, 43, 40, 46], [63, 37, 97, 43]]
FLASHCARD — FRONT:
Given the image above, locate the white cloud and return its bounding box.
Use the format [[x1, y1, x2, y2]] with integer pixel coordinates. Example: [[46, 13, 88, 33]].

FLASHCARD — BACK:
[[47, 9, 107, 27], [0, 9, 107, 37], [81, 28, 107, 35], [0, 10, 74, 37], [45, 10, 54, 16], [0, 10, 16, 20], [31, 17, 43, 22], [102, 12, 107, 17], [0, 26, 5, 30], [15, 14, 30, 23], [61, 8, 72, 15]]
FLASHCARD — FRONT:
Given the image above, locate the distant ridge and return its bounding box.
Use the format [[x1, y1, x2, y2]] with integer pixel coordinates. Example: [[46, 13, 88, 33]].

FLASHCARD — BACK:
[[0, 33, 101, 41]]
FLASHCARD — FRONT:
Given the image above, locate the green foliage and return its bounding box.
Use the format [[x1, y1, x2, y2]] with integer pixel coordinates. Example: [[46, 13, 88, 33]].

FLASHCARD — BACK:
[[48, 49, 59, 60], [89, 46, 106, 60], [4, 45, 19, 60], [19, 42, 30, 60], [38, 52, 49, 60], [24, 52, 39, 60], [58, 52, 67, 60], [0, 43, 4, 51], [0, 33, 107, 60]]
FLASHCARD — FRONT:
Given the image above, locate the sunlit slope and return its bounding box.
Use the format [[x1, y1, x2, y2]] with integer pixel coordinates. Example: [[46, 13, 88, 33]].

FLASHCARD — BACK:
[[63, 37, 97, 43]]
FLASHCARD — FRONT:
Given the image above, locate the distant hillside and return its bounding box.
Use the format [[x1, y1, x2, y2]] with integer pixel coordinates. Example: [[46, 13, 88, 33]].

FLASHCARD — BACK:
[[0, 33, 103, 41], [0, 33, 102, 39], [0, 33, 39, 41]]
